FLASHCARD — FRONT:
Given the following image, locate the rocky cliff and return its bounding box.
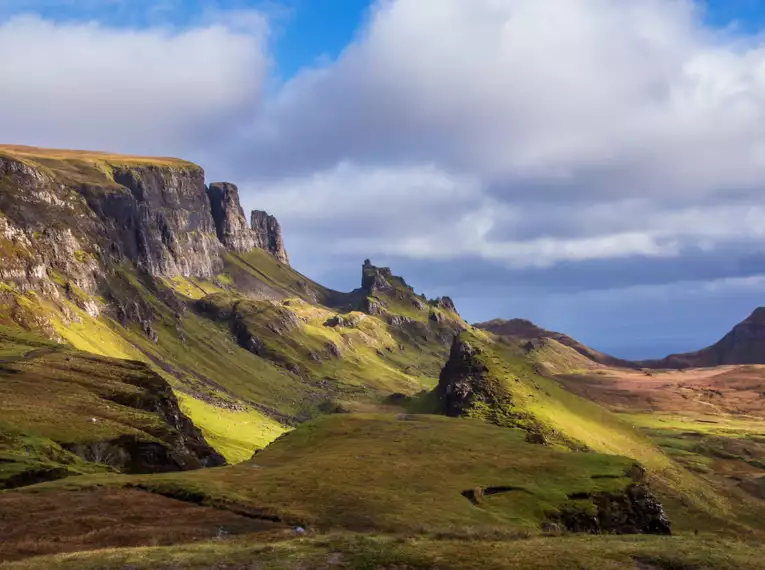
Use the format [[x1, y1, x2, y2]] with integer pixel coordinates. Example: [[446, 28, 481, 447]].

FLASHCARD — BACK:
[[84, 164, 224, 278], [0, 148, 223, 292], [206, 182, 256, 253], [0, 147, 298, 308], [251, 210, 289, 265]]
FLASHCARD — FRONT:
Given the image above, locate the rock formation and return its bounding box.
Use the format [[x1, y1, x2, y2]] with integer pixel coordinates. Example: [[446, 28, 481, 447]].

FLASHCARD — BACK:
[[206, 182, 255, 253], [251, 210, 289, 265], [88, 165, 224, 278], [437, 335, 504, 417]]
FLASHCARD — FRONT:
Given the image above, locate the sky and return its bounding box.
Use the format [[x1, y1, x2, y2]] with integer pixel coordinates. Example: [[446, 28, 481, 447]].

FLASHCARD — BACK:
[[3, 0, 765, 359]]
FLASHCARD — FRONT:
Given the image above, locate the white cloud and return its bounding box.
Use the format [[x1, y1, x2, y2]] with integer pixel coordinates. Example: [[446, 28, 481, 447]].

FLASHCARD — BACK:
[[0, 13, 268, 156], [228, 0, 765, 279], [246, 0, 765, 198]]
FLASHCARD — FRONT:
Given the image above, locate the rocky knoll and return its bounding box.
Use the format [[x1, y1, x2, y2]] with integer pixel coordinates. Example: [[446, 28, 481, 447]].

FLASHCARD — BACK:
[[437, 334, 512, 418], [251, 210, 289, 265]]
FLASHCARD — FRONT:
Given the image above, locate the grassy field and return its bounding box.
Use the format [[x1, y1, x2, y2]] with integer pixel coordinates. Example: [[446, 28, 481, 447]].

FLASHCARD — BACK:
[[4, 534, 765, 570], [17, 414, 648, 534]]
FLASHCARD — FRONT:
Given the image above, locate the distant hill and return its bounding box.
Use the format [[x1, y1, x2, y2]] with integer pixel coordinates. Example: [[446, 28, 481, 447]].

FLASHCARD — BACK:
[[641, 307, 765, 369], [474, 318, 638, 371]]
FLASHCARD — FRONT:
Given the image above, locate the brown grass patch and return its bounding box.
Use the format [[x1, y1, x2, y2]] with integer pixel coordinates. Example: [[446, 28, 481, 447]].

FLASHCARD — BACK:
[[0, 488, 286, 563]]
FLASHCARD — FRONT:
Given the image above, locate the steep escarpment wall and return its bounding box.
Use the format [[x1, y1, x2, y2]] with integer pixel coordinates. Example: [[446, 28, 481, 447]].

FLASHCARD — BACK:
[[0, 151, 291, 296], [82, 165, 224, 278]]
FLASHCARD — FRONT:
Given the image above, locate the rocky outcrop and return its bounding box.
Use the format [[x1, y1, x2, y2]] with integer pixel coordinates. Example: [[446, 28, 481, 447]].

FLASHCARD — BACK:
[[437, 335, 503, 417], [549, 483, 671, 535], [251, 210, 289, 265], [74, 359, 226, 472], [431, 296, 457, 312], [206, 182, 255, 253]]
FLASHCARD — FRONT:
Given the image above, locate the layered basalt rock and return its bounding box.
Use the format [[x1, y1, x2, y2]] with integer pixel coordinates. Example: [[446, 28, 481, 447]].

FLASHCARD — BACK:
[[85, 165, 224, 278], [206, 182, 256, 253], [251, 210, 289, 265]]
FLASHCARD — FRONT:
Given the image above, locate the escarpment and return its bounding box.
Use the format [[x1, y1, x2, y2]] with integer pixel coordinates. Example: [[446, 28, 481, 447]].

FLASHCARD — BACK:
[[0, 147, 291, 293], [81, 164, 224, 278]]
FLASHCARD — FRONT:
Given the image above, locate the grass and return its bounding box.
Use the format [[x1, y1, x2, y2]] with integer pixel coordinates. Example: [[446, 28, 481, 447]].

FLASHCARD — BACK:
[[0, 145, 198, 187], [436, 330, 765, 535], [26, 413, 642, 534], [4, 530, 765, 570], [0, 487, 283, 563], [0, 324, 54, 357], [527, 337, 603, 375], [176, 394, 286, 464]]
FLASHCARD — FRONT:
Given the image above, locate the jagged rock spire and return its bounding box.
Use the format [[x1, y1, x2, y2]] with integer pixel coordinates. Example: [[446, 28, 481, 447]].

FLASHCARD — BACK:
[[251, 210, 289, 265], [206, 182, 255, 253]]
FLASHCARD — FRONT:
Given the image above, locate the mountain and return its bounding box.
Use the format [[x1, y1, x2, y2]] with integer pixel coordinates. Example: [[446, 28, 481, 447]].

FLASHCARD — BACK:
[[0, 144, 466, 469], [640, 307, 765, 369], [2, 145, 765, 568]]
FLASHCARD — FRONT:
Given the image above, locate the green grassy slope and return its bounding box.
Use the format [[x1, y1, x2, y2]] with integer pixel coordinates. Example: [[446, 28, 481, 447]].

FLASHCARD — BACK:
[[0, 329, 223, 488], [2, 252, 461, 464], [435, 330, 765, 535]]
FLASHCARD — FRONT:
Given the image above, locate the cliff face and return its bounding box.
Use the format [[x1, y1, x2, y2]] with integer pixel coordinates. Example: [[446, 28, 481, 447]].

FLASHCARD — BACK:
[[84, 165, 224, 278], [0, 152, 224, 289], [206, 182, 256, 253], [251, 210, 289, 265]]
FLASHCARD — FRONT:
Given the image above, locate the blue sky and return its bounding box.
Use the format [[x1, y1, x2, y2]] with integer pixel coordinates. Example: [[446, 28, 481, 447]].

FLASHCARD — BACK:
[[6, 1, 765, 78], [5, 0, 765, 359]]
